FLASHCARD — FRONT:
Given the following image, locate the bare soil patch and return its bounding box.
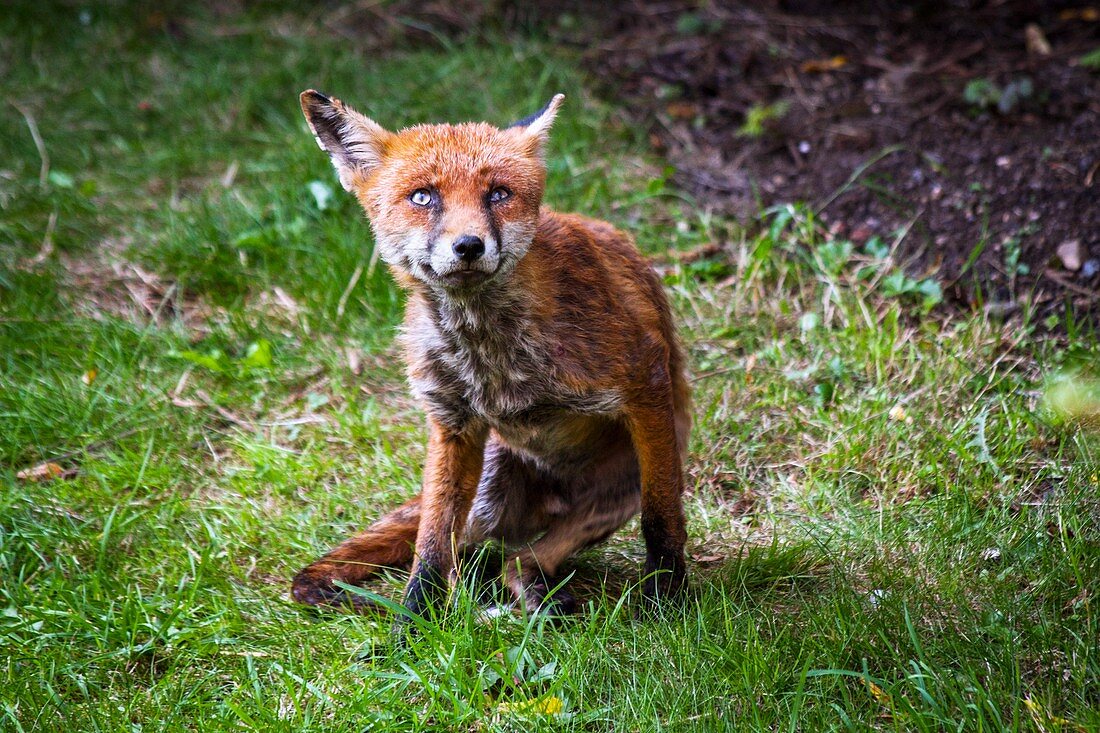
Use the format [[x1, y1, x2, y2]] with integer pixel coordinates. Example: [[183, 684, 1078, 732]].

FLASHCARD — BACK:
[[558, 0, 1100, 315]]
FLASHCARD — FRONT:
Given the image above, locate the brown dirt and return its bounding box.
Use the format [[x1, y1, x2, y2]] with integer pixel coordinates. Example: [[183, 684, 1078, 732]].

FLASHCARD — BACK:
[[552, 0, 1100, 316]]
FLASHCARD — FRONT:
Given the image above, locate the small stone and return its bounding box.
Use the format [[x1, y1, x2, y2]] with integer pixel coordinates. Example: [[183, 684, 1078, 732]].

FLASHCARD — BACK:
[[1057, 240, 1083, 271], [346, 348, 363, 375], [996, 156, 1011, 168], [984, 300, 1018, 319], [798, 140, 811, 154], [1025, 23, 1052, 56], [1081, 259, 1100, 279]]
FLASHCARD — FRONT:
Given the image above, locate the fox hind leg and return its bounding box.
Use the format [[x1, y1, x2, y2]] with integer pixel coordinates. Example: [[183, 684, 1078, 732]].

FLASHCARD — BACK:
[[504, 451, 642, 616], [503, 503, 636, 616]]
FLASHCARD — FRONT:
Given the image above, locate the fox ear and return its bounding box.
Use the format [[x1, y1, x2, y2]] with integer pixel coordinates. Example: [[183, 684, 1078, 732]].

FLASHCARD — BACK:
[[509, 93, 564, 157], [300, 90, 391, 192]]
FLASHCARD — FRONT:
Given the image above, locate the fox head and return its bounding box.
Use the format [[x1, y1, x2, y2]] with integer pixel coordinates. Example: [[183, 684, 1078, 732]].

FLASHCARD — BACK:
[[300, 90, 564, 293]]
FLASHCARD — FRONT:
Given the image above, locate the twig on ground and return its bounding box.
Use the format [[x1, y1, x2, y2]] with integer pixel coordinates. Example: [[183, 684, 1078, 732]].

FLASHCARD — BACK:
[[28, 210, 58, 266], [814, 144, 905, 215], [172, 388, 254, 428], [1042, 269, 1100, 302], [336, 263, 364, 318], [13, 102, 50, 189]]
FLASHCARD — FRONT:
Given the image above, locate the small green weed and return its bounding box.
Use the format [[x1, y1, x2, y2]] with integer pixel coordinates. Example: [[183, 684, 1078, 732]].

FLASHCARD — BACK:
[[738, 101, 790, 137], [963, 76, 1034, 114], [1079, 46, 1100, 70]]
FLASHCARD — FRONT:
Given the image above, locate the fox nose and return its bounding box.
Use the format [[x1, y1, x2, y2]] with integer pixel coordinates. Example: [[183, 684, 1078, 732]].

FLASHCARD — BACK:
[[452, 235, 485, 263]]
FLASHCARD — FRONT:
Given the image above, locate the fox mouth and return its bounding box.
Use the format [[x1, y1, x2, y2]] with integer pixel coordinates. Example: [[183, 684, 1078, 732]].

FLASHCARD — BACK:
[[423, 263, 497, 289], [442, 269, 491, 287]]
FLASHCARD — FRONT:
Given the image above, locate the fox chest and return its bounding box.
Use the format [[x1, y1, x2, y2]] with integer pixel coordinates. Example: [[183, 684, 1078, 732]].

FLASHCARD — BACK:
[[411, 333, 551, 423], [408, 332, 621, 445]]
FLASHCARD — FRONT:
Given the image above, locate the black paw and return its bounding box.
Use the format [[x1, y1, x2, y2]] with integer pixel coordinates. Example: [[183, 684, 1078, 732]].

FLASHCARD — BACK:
[[640, 555, 687, 612], [523, 577, 578, 620], [401, 562, 449, 620]]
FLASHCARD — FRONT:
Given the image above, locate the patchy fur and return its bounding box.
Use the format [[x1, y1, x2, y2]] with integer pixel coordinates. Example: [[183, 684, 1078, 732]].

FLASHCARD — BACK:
[[292, 91, 691, 618]]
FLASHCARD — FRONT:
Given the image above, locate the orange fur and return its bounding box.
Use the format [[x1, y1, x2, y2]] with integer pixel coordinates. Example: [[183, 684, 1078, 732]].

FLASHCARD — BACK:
[[292, 91, 691, 618]]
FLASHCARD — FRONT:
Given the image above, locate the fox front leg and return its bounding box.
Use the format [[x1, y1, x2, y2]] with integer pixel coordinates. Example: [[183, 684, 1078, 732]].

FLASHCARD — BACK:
[[625, 368, 688, 606], [402, 417, 487, 620]]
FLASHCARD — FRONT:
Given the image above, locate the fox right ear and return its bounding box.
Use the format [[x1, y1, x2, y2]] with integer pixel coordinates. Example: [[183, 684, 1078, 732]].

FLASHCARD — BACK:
[[509, 93, 564, 159], [300, 90, 391, 192]]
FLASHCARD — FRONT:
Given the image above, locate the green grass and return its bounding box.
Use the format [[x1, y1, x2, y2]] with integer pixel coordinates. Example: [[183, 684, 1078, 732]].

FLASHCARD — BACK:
[[2, 4, 1098, 731]]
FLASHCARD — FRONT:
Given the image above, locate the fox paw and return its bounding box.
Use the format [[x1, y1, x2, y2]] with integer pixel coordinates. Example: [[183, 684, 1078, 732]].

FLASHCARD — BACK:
[[291, 568, 375, 612], [639, 556, 687, 612], [522, 578, 577, 619]]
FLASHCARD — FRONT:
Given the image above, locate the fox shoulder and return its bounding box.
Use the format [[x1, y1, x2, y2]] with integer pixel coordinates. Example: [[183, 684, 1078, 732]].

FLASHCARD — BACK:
[[535, 210, 650, 275]]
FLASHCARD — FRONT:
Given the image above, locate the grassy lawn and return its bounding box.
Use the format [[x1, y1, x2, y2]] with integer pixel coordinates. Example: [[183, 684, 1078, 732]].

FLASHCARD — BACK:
[[2, 5, 1097, 731]]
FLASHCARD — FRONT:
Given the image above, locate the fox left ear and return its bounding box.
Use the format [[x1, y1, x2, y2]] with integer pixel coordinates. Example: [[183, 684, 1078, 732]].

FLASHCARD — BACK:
[[509, 93, 564, 158], [300, 89, 392, 192]]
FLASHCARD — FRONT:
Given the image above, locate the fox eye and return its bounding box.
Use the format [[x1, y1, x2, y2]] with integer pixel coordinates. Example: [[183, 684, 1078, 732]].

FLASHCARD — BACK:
[[410, 189, 433, 207], [488, 187, 511, 204]]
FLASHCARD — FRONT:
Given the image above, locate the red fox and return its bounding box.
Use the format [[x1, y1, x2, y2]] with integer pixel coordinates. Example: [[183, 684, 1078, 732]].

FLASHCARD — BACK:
[[292, 91, 691, 618]]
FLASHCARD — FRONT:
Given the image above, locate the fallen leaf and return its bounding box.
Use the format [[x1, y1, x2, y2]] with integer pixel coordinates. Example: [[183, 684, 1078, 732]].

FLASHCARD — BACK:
[[271, 287, 300, 315], [665, 101, 698, 120], [888, 404, 913, 424], [800, 55, 847, 73], [497, 695, 564, 716], [1058, 7, 1099, 21], [221, 160, 239, 188], [346, 348, 363, 375], [16, 462, 65, 482], [1065, 587, 1089, 610], [1024, 697, 1088, 732], [865, 679, 892, 706]]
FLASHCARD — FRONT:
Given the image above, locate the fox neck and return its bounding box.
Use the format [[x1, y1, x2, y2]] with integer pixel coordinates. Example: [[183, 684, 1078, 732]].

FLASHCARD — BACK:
[[406, 254, 552, 420], [420, 255, 544, 351]]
